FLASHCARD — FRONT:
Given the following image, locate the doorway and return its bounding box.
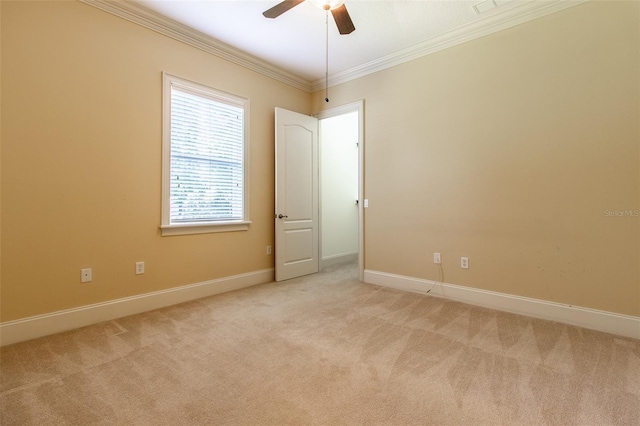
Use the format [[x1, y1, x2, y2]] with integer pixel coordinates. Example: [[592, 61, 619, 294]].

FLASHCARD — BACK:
[[274, 101, 364, 282], [316, 101, 364, 281]]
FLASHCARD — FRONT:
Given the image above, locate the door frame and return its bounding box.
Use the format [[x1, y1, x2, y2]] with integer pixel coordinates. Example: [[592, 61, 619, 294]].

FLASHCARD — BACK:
[[314, 100, 364, 281]]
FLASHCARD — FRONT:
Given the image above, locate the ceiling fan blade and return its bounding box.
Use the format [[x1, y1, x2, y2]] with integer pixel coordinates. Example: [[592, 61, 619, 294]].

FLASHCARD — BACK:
[[263, 0, 305, 19], [331, 4, 355, 35]]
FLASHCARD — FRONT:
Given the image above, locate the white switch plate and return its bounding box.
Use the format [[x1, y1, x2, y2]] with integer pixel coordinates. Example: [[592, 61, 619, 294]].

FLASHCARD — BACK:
[[267, 245, 272, 255], [81, 268, 92, 283], [363, 199, 369, 208], [434, 253, 441, 264], [136, 261, 145, 275]]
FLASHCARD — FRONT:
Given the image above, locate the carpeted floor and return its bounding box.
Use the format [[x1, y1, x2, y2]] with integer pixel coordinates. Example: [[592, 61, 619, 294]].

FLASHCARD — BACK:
[[1, 262, 639, 425]]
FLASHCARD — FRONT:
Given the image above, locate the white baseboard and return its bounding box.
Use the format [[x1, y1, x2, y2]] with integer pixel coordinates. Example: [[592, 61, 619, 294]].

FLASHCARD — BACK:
[[321, 252, 358, 269], [0, 268, 275, 347], [364, 269, 640, 340]]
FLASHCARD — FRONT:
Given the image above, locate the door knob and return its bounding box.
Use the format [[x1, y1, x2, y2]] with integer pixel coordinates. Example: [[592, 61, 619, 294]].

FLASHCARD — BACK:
[[278, 214, 288, 219]]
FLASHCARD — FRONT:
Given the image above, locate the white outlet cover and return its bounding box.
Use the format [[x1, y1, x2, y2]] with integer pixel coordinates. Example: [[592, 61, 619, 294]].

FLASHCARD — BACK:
[[81, 268, 92, 283], [461, 257, 469, 269]]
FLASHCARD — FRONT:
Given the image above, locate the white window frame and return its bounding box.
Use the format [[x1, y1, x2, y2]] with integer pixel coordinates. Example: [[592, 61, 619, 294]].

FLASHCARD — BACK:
[[160, 72, 251, 236]]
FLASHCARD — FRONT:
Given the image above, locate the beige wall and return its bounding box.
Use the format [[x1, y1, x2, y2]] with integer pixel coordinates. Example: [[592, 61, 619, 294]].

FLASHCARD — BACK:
[[313, 1, 639, 316], [1, 0, 310, 321], [2, 0, 638, 324]]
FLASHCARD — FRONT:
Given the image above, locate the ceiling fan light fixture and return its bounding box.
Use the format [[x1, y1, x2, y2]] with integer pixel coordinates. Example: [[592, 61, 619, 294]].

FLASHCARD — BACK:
[[310, 0, 345, 11]]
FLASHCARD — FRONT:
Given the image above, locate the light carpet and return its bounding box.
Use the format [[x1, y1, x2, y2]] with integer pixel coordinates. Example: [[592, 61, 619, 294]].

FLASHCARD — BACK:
[[1, 262, 639, 425]]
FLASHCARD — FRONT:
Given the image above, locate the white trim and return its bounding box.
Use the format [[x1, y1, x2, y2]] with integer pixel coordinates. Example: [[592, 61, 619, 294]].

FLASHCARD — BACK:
[[321, 251, 358, 268], [309, 0, 588, 91], [80, 0, 587, 93], [364, 269, 640, 340], [161, 72, 251, 235], [159, 221, 251, 236], [314, 101, 363, 120], [79, 0, 310, 92], [314, 100, 365, 281], [0, 268, 274, 347]]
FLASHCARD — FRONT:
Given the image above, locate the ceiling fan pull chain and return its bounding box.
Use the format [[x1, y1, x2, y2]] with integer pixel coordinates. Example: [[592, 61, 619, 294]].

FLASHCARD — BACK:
[[325, 10, 329, 103]]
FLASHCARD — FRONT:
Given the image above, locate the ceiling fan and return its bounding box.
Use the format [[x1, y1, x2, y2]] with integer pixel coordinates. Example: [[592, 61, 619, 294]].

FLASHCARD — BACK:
[[263, 0, 356, 35]]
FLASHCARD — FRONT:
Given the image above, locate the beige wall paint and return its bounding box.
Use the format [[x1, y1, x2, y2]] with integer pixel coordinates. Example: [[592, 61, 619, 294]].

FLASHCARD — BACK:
[[0, 0, 4, 304], [2, 0, 638, 324], [313, 1, 639, 316], [1, 0, 310, 321]]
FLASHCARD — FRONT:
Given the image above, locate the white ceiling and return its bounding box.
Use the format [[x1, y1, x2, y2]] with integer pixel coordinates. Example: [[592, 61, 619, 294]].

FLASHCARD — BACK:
[[93, 0, 584, 91]]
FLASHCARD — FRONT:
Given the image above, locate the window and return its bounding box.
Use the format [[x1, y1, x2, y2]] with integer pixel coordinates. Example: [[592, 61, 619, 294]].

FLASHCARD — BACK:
[[161, 73, 250, 236]]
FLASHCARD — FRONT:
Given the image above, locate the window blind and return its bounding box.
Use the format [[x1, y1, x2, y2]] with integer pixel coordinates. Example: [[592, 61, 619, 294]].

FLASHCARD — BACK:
[[169, 87, 244, 223]]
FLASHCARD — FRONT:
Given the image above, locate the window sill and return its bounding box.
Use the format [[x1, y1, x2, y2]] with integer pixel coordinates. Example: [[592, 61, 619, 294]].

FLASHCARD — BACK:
[[160, 221, 251, 236]]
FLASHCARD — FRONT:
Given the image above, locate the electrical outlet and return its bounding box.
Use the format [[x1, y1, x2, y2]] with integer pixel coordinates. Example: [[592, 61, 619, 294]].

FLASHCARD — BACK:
[[136, 261, 145, 275], [434, 253, 441, 264], [461, 257, 469, 269], [81, 268, 92, 283], [267, 245, 272, 255]]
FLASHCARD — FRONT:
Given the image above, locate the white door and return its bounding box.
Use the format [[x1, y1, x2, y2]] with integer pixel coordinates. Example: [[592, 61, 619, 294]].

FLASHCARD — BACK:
[[275, 107, 319, 281]]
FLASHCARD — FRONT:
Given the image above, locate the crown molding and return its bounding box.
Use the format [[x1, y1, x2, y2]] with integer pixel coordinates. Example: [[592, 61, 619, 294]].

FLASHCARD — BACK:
[[79, 0, 313, 92], [310, 0, 588, 91], [80, 0, 587, 94]]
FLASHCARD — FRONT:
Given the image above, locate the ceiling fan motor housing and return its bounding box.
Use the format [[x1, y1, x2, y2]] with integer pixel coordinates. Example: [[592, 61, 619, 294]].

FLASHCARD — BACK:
[[310, 0, 345, 11]]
